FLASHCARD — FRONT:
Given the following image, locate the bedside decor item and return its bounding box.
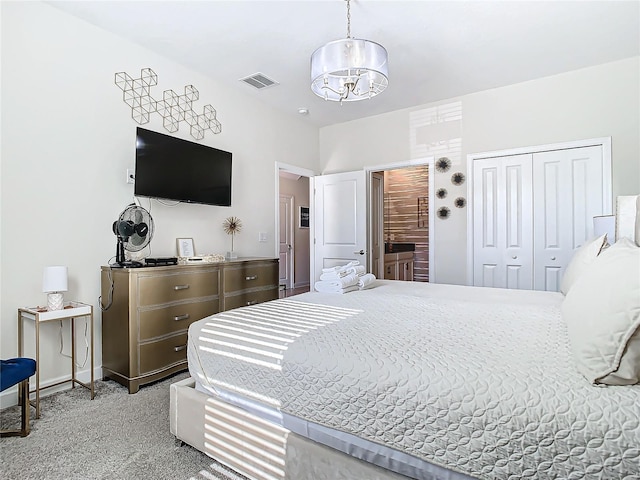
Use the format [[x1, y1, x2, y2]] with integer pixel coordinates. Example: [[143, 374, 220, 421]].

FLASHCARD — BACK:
[[177, 253, 225, 265], [176, 238, 195, 257], [454, 197, 467, 208], [311, 0, 388, 103], [451, 172, 466, 185], [223, 216, 243, 259], [112, 204, 154, 268], [42, 266, 68, 311], [435, 157, 452, 173], [436, 188, 448, 199], [437, 206, 451, 220], [114, 68, 222, 140]]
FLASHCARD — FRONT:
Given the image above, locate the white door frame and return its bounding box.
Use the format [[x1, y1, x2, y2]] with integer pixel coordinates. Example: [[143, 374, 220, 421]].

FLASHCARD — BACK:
[[365, 156, 436, 282], [465, 137, 612, 286], [275, 162, 316, 282], [279, 194, 295, 289]]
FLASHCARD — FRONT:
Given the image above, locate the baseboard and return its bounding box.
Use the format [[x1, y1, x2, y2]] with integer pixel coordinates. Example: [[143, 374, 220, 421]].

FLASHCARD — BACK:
[[0, 366, 102, 409]]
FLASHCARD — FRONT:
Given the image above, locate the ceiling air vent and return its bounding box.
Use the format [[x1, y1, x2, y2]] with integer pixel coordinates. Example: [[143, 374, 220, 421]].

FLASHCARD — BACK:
[[239, 72, 279, 90]]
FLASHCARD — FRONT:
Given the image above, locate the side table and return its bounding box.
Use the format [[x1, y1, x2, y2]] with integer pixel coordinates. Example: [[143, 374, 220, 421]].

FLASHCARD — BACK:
[[18, 302, 95, 418]]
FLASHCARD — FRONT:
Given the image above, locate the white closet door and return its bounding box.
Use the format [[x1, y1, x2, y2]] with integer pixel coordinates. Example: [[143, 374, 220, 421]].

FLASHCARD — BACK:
[[532, 145, 605, 291], [473, 154, 533, 289]]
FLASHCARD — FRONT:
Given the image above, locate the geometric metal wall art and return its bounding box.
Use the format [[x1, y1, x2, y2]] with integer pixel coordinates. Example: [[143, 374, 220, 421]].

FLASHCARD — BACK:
[[114, 68, 222, 140]]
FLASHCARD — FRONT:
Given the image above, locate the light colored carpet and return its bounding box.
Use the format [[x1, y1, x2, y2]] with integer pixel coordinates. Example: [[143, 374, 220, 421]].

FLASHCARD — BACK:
[[0, 372, 246, 480]]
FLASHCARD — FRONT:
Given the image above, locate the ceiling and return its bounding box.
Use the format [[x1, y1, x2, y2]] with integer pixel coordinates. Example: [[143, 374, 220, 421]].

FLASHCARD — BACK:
[[49, 1, 639, 128]]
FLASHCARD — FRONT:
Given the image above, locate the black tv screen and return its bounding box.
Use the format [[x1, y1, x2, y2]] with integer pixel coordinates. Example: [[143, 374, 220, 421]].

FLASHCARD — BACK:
[[134, 128, 232, 206]]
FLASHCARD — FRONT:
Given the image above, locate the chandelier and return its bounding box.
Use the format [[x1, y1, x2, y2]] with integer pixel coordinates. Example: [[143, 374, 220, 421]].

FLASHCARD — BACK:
[[310, 0, 388, 103]]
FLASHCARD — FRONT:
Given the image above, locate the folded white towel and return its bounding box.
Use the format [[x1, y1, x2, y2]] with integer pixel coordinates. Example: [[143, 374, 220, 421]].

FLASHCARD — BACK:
[[320, 270, 350, 281], [321, 260, 360, 273], [314, 274, 359, 294], [346, 265, 366, 276], [357, 273, 377, 290], [328, 274, 359, 289], [314, 283, 359, 294]]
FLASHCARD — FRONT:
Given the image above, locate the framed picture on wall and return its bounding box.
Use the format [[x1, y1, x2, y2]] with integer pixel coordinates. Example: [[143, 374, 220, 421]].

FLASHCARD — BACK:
[[299, 206, 310, 228]]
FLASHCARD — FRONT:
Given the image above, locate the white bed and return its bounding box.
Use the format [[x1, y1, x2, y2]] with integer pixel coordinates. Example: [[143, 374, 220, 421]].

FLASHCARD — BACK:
[[171, 196, 640, 480]]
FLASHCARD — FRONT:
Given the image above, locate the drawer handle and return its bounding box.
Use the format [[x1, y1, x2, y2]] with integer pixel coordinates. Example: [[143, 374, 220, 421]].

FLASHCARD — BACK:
[[174, 345, 187, 352], [245, 275, 258, 281], [174, 314, 190, 321], [246, 300, 258, 306], [174, 284, 190, 291]]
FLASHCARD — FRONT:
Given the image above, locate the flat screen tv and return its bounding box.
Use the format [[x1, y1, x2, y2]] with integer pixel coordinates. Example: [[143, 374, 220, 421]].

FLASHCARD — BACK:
[[134, 127, 232, 206]]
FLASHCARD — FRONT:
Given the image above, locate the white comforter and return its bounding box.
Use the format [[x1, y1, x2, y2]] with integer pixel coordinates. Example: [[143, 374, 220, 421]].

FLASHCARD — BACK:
[[188, 281, 640, 479]]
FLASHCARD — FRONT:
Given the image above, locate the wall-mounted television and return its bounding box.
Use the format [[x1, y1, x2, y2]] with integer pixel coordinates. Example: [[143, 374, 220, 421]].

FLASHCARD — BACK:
[[134, 127, 232, 206]]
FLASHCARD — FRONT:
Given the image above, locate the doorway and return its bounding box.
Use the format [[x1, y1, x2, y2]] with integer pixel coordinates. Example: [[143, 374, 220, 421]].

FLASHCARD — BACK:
[[370, 161, 434, 282], [276, 163, 314, 294]]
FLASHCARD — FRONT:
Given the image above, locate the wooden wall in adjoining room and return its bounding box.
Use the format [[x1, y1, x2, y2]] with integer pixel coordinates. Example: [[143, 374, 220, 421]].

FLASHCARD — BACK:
[[384, 165, 429, 281]]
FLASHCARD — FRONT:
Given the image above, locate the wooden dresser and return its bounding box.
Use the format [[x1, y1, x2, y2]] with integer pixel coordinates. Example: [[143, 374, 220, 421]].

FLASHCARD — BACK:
[[101, 258, 278, 393]]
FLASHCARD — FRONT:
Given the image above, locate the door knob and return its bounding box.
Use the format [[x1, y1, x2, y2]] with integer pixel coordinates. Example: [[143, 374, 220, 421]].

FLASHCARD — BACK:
[[353, 250, 365, 255], [287, 244, 292, 251], [512, 255, 517, 259], [551, 256, 556, 261]]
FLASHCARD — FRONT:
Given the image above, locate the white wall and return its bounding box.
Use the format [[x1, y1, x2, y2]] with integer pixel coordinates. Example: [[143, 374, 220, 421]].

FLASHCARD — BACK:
[[0, 1, 318, 391], [319, 57, 640, 285]]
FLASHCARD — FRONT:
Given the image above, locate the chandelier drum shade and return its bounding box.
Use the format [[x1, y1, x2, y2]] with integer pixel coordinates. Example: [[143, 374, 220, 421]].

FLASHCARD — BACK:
[[311, 0, 388, 102]]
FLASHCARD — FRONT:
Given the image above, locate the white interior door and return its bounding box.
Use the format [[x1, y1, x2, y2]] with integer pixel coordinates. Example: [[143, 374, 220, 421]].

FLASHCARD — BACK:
[[532, 145, 605, 291], [473, 154, 533, 289], [313, 170, 367, 283], [278, 195, 294, 288]]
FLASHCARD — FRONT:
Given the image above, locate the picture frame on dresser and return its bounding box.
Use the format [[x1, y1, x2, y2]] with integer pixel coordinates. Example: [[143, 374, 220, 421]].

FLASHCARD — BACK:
[[176, 238, 195, 257]]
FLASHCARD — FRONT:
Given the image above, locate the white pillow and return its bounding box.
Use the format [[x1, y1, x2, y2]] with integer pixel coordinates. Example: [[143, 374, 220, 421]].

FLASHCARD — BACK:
[[562, 237, 640, 385], [559, 234, 608, 295]]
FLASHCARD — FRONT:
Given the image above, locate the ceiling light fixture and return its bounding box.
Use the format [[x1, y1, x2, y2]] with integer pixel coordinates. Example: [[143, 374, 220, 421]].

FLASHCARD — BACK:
[[310, 0, 388, 103]]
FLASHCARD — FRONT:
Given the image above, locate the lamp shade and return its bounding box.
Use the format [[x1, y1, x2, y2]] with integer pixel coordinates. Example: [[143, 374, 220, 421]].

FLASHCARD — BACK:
[[311, 38, 388, 102], [593, 215, 615, 243], [42, 266, 68, 293]]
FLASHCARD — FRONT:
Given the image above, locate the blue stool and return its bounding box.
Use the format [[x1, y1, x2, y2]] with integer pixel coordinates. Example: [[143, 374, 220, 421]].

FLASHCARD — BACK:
[[1, 358, 36, 437]]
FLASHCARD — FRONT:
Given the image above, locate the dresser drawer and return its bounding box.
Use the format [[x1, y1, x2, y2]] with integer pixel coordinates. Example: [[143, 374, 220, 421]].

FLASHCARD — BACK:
[[139, 333, 188, 374], [138, 270, 219, 306], [224, 287, 278, 310], [138, 299, 218, 341], [223, 263, 278, 293]]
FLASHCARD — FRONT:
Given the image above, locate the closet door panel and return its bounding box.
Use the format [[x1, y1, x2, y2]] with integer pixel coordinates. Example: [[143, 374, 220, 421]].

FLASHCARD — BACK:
[[533, 145, 604, 291], [504, 159, 533, 290], [473, 154, 532, 289], [473, 162, 502, 287]]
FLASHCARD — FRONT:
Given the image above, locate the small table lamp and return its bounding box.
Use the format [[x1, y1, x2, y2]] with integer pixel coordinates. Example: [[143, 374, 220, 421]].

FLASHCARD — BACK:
[[43, 266, 68, 311]]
